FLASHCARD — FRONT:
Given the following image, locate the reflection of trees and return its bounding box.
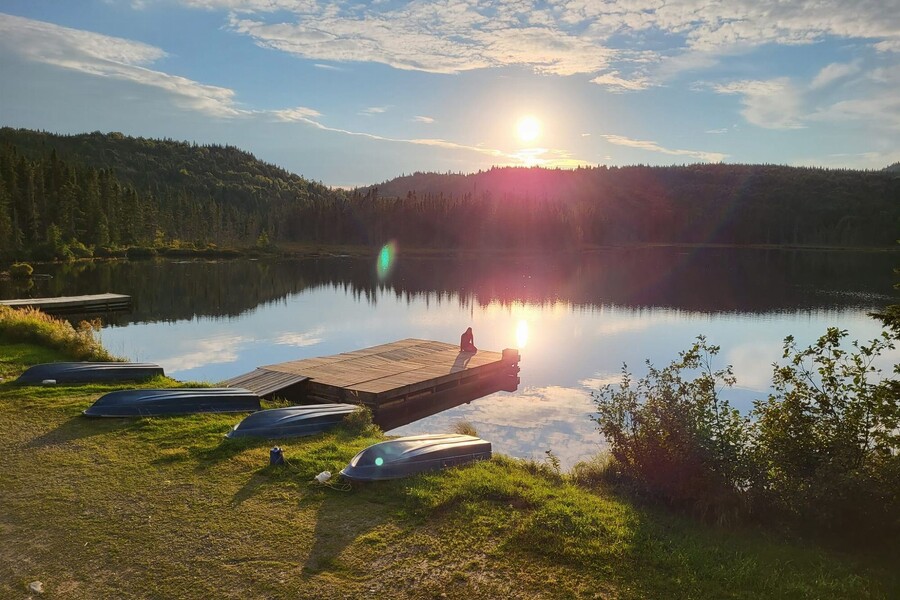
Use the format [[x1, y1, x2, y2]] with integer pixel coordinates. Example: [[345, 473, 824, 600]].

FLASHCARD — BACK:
[[0, 250, 895, 323]]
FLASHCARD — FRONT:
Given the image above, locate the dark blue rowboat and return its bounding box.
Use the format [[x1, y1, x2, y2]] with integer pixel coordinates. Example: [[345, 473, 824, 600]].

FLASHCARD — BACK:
[[226, 403, 359, 439], [83, 388, 260, 417], [16, 362, 164, 385], [340, 434, 492, 482]]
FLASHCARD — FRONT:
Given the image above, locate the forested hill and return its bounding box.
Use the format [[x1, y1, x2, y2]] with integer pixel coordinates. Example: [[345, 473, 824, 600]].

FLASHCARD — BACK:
[[355, 165, 899, 248], [1, 127, 898, 262], [0, 128, 346, 260]]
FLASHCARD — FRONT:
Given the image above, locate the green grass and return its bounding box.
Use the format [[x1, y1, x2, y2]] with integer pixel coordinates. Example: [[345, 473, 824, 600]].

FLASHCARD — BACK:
[[1, 340, 897, 599]]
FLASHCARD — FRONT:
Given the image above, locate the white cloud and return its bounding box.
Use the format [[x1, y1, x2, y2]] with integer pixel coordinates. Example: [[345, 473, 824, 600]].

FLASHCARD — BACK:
[[811, 61, 860, 89], [600, 134, 727, 163], [590, 70, 652, 91], [413, 115, 435, 124], [157, 0, 900, 82], [710, 78, 806, 130], [0, 13, 244, 118], [157, 334, 252, 373], [705, 128, 728, 134], [273, 329, 323, 347], [272, 106, 322, 121], [360, 106, 388, 115]]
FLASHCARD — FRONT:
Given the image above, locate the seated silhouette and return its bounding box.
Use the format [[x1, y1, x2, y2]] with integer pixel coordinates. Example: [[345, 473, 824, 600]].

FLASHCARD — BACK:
[[460, 327, 477, 353]]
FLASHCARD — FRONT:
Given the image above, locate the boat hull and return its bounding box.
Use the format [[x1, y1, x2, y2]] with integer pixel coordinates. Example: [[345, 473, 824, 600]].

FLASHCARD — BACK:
[[226, 403, 359, 438], [83, 388, 260, 417], [340, 434, 491, 482], [16, 362, 164, 385]]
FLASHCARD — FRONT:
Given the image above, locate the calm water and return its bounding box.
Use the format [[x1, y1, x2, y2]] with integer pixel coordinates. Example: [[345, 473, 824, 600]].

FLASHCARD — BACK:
[[3, 249, 897, 468]]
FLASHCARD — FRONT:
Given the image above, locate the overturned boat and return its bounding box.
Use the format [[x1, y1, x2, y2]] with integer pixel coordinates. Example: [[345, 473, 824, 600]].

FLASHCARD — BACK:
[[83, 388, 260, 417], [226, 403, 359, 439], [340, 434, 492, 482], [16, 362, 164, 385]]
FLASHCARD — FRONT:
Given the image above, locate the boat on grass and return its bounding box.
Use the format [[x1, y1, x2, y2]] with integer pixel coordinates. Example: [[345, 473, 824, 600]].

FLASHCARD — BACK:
[[83, 388, 260, 417], [16, 362, 164, 385], [226, 403, 359, 439], [340, 433, 491, 482]]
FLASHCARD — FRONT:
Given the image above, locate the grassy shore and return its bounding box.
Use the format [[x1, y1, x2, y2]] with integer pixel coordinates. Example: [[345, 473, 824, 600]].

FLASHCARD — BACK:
[[1, 335, 898, 598]]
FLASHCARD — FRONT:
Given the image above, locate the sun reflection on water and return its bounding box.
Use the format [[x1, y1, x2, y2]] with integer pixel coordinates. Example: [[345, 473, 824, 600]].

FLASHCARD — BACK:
[[516, 319, 529, 348]]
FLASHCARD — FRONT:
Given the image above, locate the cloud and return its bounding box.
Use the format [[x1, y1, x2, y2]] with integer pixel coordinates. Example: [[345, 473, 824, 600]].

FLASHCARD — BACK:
[[156, 0, 900, 83], [156, 334, 252, 373], [272, 106, 322, 121], [705, 128, 729, 134], [313, 62, 343, 71], [360, 106, 388, 115], [413, 115, 435, 124], [600, 134, 727, 163], [590, 70, 652, 92], [811, 61, 860, 89], [709, 78, 806, 130], [273, 329, 323, 347], [0, 13, 244, 118]]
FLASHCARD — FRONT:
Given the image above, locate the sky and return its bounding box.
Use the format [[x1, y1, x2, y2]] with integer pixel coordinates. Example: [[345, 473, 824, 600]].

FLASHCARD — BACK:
[[0, 1, 898, 187]]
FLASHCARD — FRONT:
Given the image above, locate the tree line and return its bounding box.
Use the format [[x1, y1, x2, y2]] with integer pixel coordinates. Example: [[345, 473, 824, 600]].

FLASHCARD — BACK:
[[1, 128, 898, 264]]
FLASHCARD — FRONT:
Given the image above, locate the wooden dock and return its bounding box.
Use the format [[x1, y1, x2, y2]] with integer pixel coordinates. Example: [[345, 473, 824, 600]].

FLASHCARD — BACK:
[[223, 338, 520, 426], [0, 293, 132, 314]]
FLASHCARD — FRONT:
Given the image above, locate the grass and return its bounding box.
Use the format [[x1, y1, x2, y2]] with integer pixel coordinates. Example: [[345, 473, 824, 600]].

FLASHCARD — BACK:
[[1, 339, 898, 598]]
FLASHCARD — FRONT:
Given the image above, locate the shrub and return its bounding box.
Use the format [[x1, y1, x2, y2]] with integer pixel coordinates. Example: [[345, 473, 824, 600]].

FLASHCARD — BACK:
[[9, 263, 34, 279], [593, 337, 753, 522], [340, 406, 378, 435], [451, 419, 478, 437], [0, 306, 119, 362], [752, 328, 899, 543]]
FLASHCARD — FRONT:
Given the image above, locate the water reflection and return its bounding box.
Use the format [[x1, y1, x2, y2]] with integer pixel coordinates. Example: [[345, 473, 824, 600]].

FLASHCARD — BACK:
[[2, 249, 896, 468]]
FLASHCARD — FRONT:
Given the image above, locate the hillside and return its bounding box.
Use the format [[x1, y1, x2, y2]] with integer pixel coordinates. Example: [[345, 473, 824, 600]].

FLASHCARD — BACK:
[[2, 128, 898, 262], [355, 164, 900, 248], [0, 128, 347, 259]]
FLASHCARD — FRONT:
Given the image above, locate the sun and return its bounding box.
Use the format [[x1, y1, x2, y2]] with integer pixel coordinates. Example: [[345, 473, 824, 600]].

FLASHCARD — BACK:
[[516, 116, 541, 143]]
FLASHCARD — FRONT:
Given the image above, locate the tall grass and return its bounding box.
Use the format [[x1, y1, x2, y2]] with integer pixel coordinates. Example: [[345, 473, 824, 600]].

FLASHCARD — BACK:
[[0, 306, 120, 362]]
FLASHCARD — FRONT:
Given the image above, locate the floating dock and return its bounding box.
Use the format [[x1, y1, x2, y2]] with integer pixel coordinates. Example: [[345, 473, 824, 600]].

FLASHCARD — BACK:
[[222, 338, 520, 428], [0, 293, 131, 314]]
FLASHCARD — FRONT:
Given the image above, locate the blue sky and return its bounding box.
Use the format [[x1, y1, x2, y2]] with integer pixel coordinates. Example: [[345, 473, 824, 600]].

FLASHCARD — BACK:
[[0, 1, 898, 187]]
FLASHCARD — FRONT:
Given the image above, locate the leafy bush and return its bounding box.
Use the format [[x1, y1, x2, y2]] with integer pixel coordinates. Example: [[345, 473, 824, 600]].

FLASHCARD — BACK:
[[593, 329, 900, 542], [9, 262, 34, 278], [340, 406, 379, 436], [0, 306, 120, 361], [752, 328, 898, 542], [593, 337, 753, 522]]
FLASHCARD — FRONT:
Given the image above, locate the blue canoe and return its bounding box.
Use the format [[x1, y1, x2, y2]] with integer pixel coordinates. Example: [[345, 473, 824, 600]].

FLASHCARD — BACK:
[[16, 362, 164, 385], [340, 434, 492, 482], [83, 388, 260, 417], [227, 403, 359, 439]]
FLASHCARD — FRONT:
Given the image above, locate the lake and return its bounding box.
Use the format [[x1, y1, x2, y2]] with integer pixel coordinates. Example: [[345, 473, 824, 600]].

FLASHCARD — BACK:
[[2, 248, 897, 468]]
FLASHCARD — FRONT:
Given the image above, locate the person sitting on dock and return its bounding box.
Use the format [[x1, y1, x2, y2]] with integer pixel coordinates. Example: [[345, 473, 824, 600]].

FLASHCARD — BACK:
[[460, 327, 477, 353]]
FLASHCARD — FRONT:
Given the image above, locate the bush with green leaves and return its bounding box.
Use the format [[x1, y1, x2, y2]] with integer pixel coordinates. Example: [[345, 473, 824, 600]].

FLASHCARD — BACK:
[[593, 337, 753, 522], [9, 262, 33, 278], [593, 328, 899, 542], [752, 327, 898, 541]]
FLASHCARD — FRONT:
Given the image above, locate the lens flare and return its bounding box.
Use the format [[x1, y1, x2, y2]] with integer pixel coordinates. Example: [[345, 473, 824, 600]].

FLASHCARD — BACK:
[[377, 241, 397, 280], [375, 457, 384, 467], [516, 319, 529, 348]]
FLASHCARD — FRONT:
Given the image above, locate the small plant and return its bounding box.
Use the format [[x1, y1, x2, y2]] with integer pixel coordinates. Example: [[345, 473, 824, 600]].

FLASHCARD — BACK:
[[9, 263, 33, 279], [451, 419, 478, 437], [544, 449, 562, 477], [340, 406, 378, 435]]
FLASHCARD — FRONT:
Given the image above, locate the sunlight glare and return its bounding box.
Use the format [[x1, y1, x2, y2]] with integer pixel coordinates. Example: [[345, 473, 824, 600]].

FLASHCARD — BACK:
[[516, 319, 529, 349], [516, 116, 541, 143]]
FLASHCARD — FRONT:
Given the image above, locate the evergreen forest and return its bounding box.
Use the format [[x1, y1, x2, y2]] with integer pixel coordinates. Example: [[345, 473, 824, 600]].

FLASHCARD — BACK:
[[1, 127, 898, 263]]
